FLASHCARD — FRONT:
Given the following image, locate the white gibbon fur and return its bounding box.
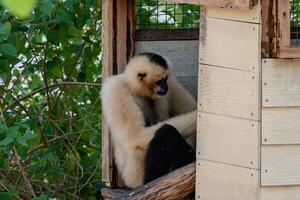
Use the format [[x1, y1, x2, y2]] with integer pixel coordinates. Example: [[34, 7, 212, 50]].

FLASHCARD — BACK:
[[101, 53, 197, 188]]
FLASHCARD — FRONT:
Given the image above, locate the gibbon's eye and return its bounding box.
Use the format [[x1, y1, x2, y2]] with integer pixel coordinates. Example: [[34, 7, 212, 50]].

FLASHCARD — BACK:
[[138, 73, 147, 81]]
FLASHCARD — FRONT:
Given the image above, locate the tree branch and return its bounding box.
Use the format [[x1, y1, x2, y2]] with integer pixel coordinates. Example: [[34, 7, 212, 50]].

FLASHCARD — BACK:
[[3, 81, 101, 112]]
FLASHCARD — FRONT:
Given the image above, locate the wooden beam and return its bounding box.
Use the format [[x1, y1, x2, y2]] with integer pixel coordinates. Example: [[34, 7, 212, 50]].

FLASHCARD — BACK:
[[261, 0, 293, 58], [163, 0, 258, 10], [101, 0, 136, 188], [111, 162, 196, 200], [135, 29, 199, 41], [116, 0, 127, 73], [101, 0, 114, 186]]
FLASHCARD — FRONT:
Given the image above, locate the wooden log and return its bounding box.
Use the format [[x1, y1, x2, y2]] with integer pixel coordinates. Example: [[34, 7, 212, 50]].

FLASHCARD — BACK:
[[112, 162, 196, 200], [100, 188, 128, 200]]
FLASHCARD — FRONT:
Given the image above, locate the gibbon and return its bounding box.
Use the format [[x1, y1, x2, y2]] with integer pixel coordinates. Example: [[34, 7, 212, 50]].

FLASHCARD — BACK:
[[101, 52, 197, 188]]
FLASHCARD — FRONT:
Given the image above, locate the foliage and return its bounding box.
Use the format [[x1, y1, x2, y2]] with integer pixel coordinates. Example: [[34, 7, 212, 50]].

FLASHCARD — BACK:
[[291, 0, 300, 27], [0, 0, 103, 199], [2, 0, 37, 18], [136, 0, 200, 30]]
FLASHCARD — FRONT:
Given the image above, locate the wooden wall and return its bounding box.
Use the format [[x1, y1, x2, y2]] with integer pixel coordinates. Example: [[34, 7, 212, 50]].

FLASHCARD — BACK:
[[135, 40, 199, 99], [261, 59, 300, 199], [196, 5, 261, 200]]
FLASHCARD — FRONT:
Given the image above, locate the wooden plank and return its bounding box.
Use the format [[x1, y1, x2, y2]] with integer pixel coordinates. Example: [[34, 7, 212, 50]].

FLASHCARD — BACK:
[[202, 4, 260, 23], [198, 64, 260, 120], [279, 1, 290, 48], [200, 16, 260, 72], [197, 112, 260, 169], [261, 0, 291, 58], [164, 0, 258, 10], [101, 0, 114, 186], [116, 0, 127, 73], [278, 47, 300, 59], [261, 145, 300, 186], [196, 160, 259, 200], [261, 186, 300, 200], [127, 0, 135, 61], [262, 107, 300, 145], [262, 59, 300, 107], [135, 30, 199, 41]]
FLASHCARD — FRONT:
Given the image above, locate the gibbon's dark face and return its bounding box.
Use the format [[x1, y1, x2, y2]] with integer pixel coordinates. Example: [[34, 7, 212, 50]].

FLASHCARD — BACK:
[[154, 76, 168, 96]]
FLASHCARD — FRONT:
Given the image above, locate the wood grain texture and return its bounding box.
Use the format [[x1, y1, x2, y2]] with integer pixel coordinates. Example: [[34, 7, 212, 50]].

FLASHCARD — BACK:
[[163, 0, 258, 10], [113, 162, 196, 200], [196, 160, 259, 200], [200, 17, 260, 72], [198, 64, 260, 120], [116, 0, 127, 73], [202, 4, 260, 23], [136, 30, 199, 41], [278, 47, 300, 59], [197, 112, 260, 169], [261, 145, 300, 186], [262, 59, 300, 107], [262, 107, 300, 145], [261, 186, 300, 200], [101, 0, 114, 185]]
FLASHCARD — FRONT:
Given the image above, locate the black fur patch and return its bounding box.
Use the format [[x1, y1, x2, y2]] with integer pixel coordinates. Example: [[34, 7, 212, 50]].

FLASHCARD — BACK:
[[144, 124, 195, 184], [139, 52, 168, 69]]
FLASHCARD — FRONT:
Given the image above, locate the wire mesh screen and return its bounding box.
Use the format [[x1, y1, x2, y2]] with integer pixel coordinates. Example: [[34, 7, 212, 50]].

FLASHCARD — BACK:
[[136, 0, 200, 30], [291, 0, 300, 45]]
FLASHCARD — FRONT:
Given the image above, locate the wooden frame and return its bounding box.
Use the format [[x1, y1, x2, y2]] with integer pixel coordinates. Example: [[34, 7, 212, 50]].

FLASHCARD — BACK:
[[135, 29, 199, 41], [262, 0, 300, 58], [101, 0, 135, 188], [164, 0, 258, 10]]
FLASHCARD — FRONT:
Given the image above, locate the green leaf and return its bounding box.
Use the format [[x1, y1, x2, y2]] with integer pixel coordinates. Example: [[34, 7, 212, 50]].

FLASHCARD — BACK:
[[46, 30, 60, 46], [17, 131, 39, 146], [38, 0, 52, 17], [0, 44, 17, 56], [2, 0, 36, 19], [57, 8, 73, 25], [0, 22, 11, 39], [0, 137, 14, 146], [32, 195, 47, 200], [0, 122, 7, 134], [0, 192, 12, 200]]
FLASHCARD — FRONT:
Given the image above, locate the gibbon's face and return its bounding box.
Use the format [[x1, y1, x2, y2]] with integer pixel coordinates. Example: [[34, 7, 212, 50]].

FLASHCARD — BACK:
[[125, 53, 170, 99]]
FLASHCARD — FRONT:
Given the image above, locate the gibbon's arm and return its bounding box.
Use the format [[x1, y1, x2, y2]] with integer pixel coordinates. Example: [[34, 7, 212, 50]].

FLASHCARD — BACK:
[[102, 76, 197, 153], [168, 76, 197, 116]]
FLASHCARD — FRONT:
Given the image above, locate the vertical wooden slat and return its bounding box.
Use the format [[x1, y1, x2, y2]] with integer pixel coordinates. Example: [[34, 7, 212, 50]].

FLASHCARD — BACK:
[[102, 0, 135, 188], [279, 0, 290, 47], [101, 0, 114, 186], [116, 0, 127, 73], [261, 0, 291, 58], [127, 0, 136, 60]]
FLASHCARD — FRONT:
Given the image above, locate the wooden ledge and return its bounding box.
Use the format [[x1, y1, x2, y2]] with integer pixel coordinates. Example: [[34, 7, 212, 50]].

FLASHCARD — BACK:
[[163, 0, 258, 10], [100, 162, 196, 200]]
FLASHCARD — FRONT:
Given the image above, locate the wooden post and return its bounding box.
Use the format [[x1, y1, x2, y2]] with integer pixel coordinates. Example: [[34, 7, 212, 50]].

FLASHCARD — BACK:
[[101, 0, 114, 187], [101, 0, 135, 188]]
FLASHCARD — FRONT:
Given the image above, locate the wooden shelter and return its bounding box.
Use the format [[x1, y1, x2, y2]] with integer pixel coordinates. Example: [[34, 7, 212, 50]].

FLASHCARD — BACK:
[[101, 0, 300, 199]]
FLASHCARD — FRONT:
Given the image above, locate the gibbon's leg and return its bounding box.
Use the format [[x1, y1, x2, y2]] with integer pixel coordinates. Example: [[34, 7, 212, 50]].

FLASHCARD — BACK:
[[144, 124, 196, 184]]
